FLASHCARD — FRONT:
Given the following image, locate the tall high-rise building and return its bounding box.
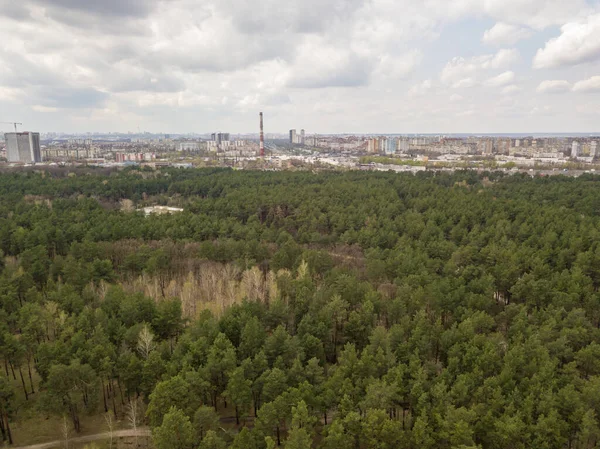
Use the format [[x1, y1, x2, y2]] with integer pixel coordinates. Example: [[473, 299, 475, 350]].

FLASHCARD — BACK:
[[398, 138, 410, 152], [591, 141, 598, 159], [381, 137, 397, 155], [289, 129, 297, 144], [211, 133, 230, 146], [367, 138, 381, 153], [571, 141, 580, 158], [300, 129, 305, 145], [478, 139, 493, 155], [5, 132, 42, 163], [495, 138, 511, 155]]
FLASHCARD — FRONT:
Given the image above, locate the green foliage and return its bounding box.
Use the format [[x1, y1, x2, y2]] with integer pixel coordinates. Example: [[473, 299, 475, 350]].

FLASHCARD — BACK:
[[147, 375, 197, 427], [230, 427, 258, 449], [39, 360, 99, 432], [284, 428, 312, 449], [321, 419, 353, 449], [3, 168, 600, 448], [152, 407, 195, 449], [199, 430, 226, 449], [193, 406, 220, 441], [224, 366, 252, 424]]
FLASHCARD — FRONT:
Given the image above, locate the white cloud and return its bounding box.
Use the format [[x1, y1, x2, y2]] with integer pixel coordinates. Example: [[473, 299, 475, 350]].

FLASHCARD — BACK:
[[482, 22, 532, 46], [484, 71, 515, 87], [487, 49, 520, 69], [286, 38, 371, 88], [0, 0, 597, 133], [32, 105, 59, 112], [576, 102, 600, 115], [572, 75, 600, 92], [488, 0, 588, 29], [0, 86, 22, 102], [452, 78, 477, 89], [536, 80, 571, 93], [457, 109, 475, 117], [426, 0, 590, 29], [408, 79, 432, 97], [374, 50, 422, 80], [502, 84, 522, 95], [533, 14, 600, 69], [529, 105, 553, 115], [441, 49, 518, 87]]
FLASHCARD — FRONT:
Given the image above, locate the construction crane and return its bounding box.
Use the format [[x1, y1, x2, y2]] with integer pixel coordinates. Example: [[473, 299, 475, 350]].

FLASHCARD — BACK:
[[0, 122, 23, 132]]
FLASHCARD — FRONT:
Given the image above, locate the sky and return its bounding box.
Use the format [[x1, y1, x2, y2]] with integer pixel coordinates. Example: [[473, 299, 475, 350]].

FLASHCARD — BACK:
[[0, 0, 600, 134]]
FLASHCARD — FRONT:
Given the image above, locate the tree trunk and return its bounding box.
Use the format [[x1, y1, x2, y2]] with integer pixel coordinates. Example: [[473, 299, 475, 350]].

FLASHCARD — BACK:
[[71, 405, 81, 433], [159, 277, 166, 298], [276, 425, 280, 446], [252, 392, 260, 417], [112, 383, 118, 418], [0, 411, 6, 441], [27, 359, 35, 394], [18, 367, 28, 401], [117, 378, 125, 405], [102, 379, 108, 413], [235, 406, 239, 426], [3, 359, 8, 377], [4, 412, 13, 445], [9, 362, 16, 381]]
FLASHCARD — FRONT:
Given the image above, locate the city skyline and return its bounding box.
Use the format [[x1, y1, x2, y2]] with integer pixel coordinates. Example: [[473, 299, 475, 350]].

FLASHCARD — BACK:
[[0, 0, 600, 133]]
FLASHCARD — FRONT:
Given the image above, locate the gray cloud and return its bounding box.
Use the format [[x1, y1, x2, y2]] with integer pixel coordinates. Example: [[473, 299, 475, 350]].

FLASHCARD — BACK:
[[1, 1, 31, 20], [35, 87, 109, 108], [147, 36, 293, 73], [0, 0, 598, 132], [32, 0, 157, 17], [216, 0, 365, 34], [109, 73, 186, 93], [0, 51, 63, 88], [289, 64, 371, 88]]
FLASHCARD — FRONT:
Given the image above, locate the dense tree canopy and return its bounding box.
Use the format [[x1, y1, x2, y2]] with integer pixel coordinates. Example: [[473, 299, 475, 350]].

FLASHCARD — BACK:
[[1, 167, 600, 448]]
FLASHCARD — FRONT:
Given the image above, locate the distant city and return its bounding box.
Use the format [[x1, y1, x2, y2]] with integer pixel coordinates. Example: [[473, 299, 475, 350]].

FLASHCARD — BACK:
[[1, 115, 599, 174]]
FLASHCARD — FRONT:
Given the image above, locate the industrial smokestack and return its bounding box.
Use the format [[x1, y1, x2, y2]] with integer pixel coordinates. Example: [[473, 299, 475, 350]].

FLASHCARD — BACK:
[[259, 112, 265, 157]]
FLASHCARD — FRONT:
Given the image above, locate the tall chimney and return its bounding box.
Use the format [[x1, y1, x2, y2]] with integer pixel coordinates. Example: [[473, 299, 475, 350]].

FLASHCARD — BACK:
[[259, 112, 265, 157]]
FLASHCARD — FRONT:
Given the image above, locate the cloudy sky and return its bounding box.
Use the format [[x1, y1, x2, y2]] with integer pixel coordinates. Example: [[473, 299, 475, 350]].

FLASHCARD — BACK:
[[0, 0, 599, 134]]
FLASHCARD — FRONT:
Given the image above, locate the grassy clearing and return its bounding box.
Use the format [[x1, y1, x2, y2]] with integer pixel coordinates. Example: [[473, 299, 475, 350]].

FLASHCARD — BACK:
[[75, 436, 152, 449], [4, 370, 130, 447], [11, 413, 129, 447], [5, 367, 254, 447]]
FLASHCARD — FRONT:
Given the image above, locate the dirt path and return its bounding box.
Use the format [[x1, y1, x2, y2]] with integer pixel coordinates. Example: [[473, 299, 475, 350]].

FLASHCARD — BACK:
[[9, 428, 152, 449]]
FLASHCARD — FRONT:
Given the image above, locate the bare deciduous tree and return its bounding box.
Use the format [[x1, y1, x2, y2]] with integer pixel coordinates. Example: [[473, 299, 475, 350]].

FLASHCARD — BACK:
[[120, 199, 135, 212], [127, 398, 144, 448], [137, 324, 156, 359], [62, 416, 70, 449], [104, 413, 114, 449]]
